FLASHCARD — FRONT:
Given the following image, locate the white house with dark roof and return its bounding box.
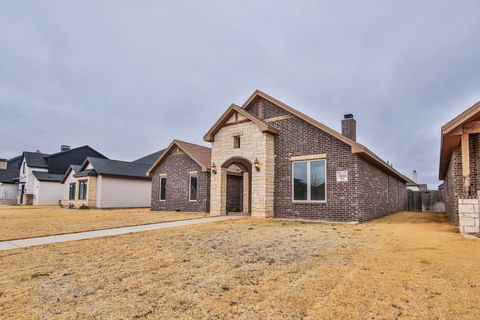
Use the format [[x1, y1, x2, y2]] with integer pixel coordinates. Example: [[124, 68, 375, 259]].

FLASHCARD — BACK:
[[0, 157, 21, 205], [62, 149, 164, 209], [17, 145, 107, 205]]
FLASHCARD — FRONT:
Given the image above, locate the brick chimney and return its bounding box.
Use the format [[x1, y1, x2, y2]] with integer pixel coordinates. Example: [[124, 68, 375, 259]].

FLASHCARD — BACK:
[[0, 159, 6, 170], [341, 114, 356, 141]]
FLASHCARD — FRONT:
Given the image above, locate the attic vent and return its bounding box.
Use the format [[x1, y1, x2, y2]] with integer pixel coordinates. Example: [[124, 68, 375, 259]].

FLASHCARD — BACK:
[[61, 145, 70, 152]]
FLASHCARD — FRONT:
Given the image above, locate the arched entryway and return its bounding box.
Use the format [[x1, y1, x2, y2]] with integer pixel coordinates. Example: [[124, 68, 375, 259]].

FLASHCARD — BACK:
[[221, 157, 252, 215]]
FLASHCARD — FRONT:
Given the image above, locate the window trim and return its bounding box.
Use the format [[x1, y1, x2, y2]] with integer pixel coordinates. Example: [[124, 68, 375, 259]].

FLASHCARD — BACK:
[[159, 176, 166, 201], [189, 173, 198, 202], [292, 159, 327, 203], [78, 179, 88, 200]]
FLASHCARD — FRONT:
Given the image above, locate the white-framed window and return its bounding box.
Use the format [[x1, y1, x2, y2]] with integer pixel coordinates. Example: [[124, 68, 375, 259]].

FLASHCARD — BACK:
[[159, 176, 166, 201], [292, 160, 326, 202], [189, 174, 198, 202]]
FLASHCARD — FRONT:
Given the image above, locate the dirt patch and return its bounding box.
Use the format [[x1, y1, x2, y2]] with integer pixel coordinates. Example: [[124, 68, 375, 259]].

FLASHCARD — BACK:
[[0, 206, 207, 240], [0, 212, 478, 319]]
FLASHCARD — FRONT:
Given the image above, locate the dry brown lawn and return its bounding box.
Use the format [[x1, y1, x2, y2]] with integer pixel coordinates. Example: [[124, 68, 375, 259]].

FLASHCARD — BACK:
[[0, 211, 479, 319], [0, 206, 207, 241]]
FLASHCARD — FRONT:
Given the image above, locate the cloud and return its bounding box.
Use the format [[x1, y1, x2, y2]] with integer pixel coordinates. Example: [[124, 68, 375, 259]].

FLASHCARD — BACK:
[[1, 0, 479, 188]]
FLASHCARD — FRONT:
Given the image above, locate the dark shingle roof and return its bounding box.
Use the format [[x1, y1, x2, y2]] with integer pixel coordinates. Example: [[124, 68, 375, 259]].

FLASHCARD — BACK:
[[133, 149, 166, 165], [32, 171, 64, 182], [76, 157, 151, 180], [45, 145, 107, 160], [7, 155, 22, 169], [60, 165, 83, 183], [23, 151, 49, 168], [70, 165, 82, 173], [74, 169, 98, 178], [0, 167, 20, 183]]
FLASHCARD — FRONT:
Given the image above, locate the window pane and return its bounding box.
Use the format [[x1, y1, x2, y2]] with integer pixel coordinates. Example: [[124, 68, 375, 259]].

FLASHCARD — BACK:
[[69, 183, 76, 200], [190, 175, 198, 200], [160, 178, 166, 200], [293, 162, 308, 201], [311, 160, 326, 201], [78, 181, 87, 200]]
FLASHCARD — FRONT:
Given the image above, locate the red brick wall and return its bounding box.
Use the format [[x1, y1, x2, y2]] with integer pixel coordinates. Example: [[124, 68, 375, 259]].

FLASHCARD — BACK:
[[248, 98, 406, 222], [151, 148, 210, 212]]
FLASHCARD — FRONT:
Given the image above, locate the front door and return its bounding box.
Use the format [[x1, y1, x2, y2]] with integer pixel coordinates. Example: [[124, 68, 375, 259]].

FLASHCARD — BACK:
[[19, 185, 25, 204]]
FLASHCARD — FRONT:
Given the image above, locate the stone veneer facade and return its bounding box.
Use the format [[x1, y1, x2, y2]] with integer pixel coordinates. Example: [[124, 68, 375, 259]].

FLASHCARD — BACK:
[[458, 197, 480, 235], [210, 115, 275, 218], [151, 146, 210, 212], [75, 176, 97, 208], [207, 97, 406, 222]]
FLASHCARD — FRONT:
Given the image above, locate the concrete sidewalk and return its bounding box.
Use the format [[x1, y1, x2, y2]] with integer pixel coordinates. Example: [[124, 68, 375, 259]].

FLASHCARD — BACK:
[[0, 215, 243, 251]]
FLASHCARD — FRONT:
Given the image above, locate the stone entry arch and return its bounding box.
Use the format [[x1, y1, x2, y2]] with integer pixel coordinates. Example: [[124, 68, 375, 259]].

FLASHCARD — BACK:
[[221, 157, 252, 214], [206, 107, 275, 218]]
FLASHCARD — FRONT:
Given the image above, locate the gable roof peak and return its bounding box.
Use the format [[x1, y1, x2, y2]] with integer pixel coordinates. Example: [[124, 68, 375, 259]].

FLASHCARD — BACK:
[[203, 103, 279, 142], [146, 140, 212, 176]]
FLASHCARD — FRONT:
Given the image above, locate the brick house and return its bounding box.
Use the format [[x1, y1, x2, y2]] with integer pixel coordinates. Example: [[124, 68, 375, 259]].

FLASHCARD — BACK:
[[439, 100, 480, 236], [148, 91, 407, 222], [202, 90, 407, 222]]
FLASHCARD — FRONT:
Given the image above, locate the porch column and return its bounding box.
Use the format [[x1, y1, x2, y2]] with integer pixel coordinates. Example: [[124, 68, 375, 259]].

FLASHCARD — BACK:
[[461, 133, 470, 195], [210, 167, 227, 216]]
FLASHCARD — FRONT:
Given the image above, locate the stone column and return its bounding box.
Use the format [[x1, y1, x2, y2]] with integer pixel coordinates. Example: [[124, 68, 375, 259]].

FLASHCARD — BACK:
[[458, 197, 480, 236], [243, 172, 249, 214], [210, 168, 227, 216]]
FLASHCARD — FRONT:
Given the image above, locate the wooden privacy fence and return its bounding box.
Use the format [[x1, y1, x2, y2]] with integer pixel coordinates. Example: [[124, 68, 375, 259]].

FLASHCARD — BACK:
[[407, 190, 445, 212]]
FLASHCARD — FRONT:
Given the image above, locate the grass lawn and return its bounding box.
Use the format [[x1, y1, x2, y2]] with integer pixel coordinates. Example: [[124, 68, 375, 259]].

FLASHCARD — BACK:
[[0, 206, 207, 241], [0, 211, 479, 319]]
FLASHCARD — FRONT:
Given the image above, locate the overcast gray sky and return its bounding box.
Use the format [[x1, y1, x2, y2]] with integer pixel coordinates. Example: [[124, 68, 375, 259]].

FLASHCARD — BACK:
[[1, 1, 479, 188]]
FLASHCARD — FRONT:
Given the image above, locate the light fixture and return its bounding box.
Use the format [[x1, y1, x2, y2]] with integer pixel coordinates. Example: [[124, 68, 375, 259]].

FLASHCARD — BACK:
[[254, 158, 260, 172], [211, 163, 217, 174]]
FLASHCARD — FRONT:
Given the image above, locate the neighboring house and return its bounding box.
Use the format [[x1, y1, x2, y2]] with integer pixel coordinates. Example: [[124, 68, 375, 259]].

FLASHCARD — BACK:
[[439, 100, 480, 236], [147, 140, 213, 212], [148, 90, 408, 222], [63, 149, 164, 208], [0, 157, 21, 205], [405, 170, 428, 191], [17, 145, 107, 205], [31, 172, 66, 206]]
